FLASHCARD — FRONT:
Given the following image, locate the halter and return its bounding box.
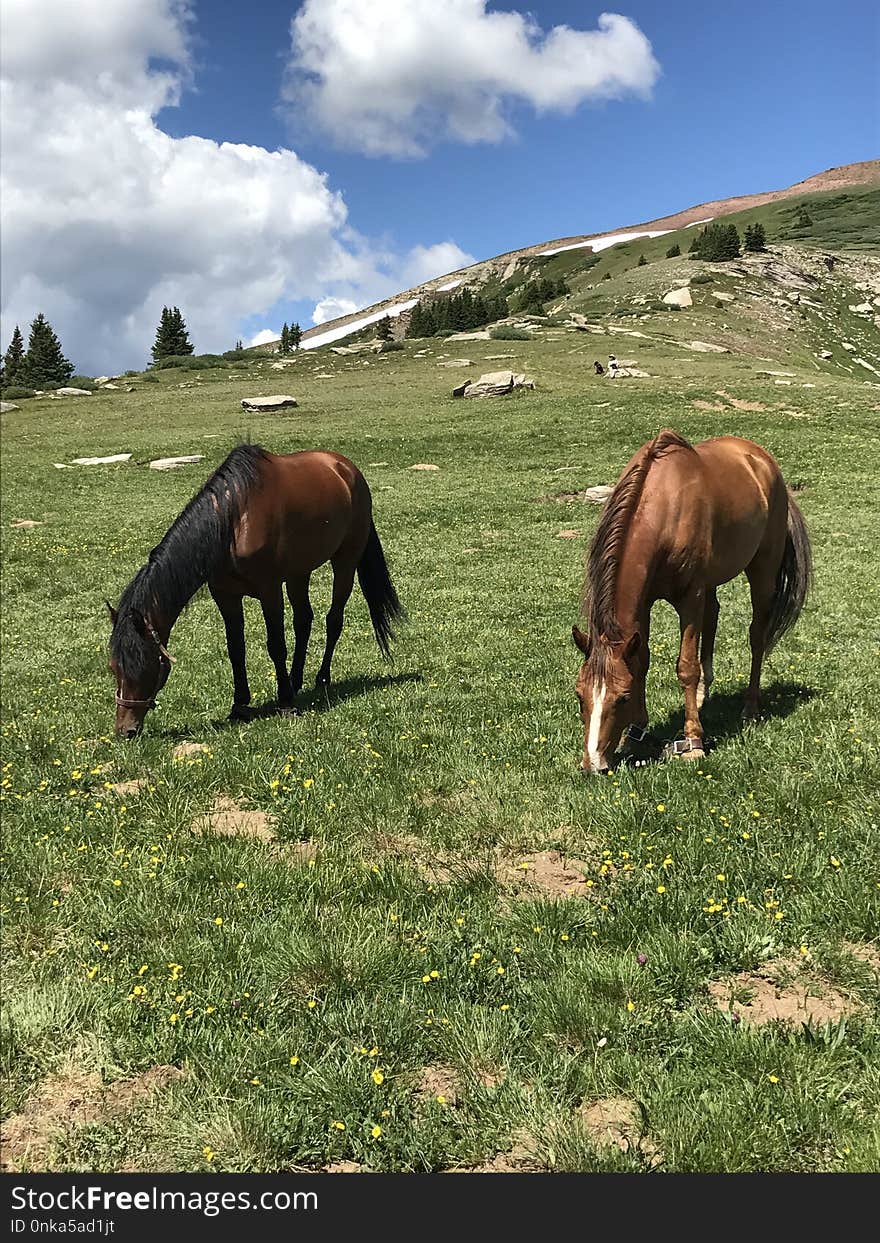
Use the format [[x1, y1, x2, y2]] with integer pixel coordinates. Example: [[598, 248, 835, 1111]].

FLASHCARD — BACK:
[[115, 618, 175, 711], [623, 723, 660, 747]]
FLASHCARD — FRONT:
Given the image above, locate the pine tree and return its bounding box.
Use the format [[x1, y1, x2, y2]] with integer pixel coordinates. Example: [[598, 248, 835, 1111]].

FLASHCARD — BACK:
[[169, 307, 193, 355], [152, 307, 177, 360], [688, 233, 702, 254], [290, 322, 302, 350], [235, 339, 243, 351], [280, 323, 291, 355], [665, 243, 681, 258], [744, 222, 767, 253], [638, 254, 647, 266], [3, 325, 26, 386], [22, 313, 74, 386], [376, 315, 393, 341]]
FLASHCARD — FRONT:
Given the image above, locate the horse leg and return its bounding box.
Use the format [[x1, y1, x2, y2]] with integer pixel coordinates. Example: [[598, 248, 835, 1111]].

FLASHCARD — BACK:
[[743, 559, 777, 720], [676, 591, 706, 758], [286, 575, 313, 695], [315, 558, 357, 687], [260, 588, 294, 715], [697, 588, 719, 709], [210, 588, 252, 721]]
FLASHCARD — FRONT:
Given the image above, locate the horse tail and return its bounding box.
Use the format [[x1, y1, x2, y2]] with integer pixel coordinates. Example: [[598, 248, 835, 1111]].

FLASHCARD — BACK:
[[357, 522, 405, 659], [766, 490, 812, 653]]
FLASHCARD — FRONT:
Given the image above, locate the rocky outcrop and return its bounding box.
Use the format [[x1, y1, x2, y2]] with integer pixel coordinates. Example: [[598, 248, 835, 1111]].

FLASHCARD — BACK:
[[55, 387, 92, 396], [453, 370, 535, 398], [663, 287, 693, 308], [240, 395, 298, 412]]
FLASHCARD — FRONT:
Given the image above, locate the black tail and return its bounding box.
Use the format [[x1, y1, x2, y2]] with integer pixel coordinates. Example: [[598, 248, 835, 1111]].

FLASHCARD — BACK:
[[357, 522, 405, 659], [766, 491, 812, 653]]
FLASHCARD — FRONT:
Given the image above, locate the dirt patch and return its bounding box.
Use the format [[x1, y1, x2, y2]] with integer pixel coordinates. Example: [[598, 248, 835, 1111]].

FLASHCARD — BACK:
[[556, 529, 582, 539], [450, 1130, 540, 1173], [109, 778, 147, 798], [409, 463, 440, 471], [417, 1065, 461, 1105], [193, 795, 275, 843], [578, 1096, 661, 1166], [843, 942, 880, 972], [324, 1161, 367, 1173], [499, 851, 593, 899], [284, 840, 318, 865], [692, 400, 726, 412], [709, 958, 860, 1025], [172, 741, 211, 760], [714, 389, 767, 412], [0, 1065, 183, 1172]]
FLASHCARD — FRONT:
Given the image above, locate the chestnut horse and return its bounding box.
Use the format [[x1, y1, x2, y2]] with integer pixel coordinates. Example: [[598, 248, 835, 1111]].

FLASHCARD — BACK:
[[572, 430, 811, 772], [108, 445, 404, 738]]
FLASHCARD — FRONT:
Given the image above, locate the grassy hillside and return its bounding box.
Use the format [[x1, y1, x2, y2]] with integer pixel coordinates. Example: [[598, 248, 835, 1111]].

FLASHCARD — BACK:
[[2, 286, 879, 1172]]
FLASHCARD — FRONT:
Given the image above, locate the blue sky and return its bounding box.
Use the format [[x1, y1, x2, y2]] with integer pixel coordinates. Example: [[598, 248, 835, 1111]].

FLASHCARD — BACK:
[[172, 0, 879, 257], [2, 0, 877, 371]]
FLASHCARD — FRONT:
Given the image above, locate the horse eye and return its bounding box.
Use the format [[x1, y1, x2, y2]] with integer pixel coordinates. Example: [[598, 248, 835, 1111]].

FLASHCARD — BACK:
[[616, 694, 631, 707]]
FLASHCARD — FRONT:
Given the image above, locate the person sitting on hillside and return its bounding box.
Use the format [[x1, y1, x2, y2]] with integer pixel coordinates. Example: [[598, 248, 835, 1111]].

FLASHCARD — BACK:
[[594, 360, 604, 375], [608, 354, 620, 379]]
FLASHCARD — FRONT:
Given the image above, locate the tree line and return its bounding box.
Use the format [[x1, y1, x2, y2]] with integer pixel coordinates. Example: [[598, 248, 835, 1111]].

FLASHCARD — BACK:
[[406, 287, 509, 338]]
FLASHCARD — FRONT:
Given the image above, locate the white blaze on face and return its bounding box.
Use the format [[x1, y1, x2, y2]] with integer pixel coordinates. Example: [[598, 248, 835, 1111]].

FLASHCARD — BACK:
[[587, 681, 607, 771]]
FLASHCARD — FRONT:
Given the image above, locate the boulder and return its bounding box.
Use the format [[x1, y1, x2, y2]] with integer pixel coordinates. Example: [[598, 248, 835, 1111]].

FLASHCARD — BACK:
[[818, 349, 833, 359], [149, 455, 206, 471], [454, 370, 535, 399], [849, 302, 873, 315], [55, 387, 92, 396], [70, 453, 132, 466], [447, 330, 490, 342], [842, 343, 856, 351], [436, 358, 473, 368], [685, 340, 730, 353], [1, 401, 20, 412], [100, 382, 121, 390], [240, 395, 298, 412], [712, 290, 735, 302], [585, 485, 614, 504], [663, 287, 693, 308]]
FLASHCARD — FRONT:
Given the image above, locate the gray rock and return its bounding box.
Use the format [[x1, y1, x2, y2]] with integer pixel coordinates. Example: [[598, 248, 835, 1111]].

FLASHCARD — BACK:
[[1, 401, 20, 412], [685, 340, 730, 353], [818, 349, 833, 359], [585, 485, 614, 504], [437, 358, 473, 368], [240, 395, 298, 412], [454, 369, 535, 398], [663, 287, 693, 308], [70, 453, 132, 466], [712, 290, 735, 302], [149, 455, 206, 471], [55, 387, 92, 396]]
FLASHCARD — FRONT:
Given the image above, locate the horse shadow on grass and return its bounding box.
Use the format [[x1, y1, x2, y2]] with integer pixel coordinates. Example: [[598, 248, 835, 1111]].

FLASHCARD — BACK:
[[156, 670, 424, 737], [618, 680, 815, 769]]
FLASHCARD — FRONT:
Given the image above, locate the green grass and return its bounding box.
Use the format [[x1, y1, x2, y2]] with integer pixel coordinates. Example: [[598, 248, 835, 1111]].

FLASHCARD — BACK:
[[2, 304, 879, 1173]]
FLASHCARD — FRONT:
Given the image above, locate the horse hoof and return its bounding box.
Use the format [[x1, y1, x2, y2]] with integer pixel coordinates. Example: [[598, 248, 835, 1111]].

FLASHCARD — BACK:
[[229, 704, 254, 723], [678, 748, 705, 762]]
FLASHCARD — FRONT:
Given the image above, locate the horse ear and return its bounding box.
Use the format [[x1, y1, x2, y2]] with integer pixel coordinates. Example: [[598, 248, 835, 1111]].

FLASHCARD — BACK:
[[105, 599, 118, 626], [572, 625, 591, 656], [623, 632, 642, 663]]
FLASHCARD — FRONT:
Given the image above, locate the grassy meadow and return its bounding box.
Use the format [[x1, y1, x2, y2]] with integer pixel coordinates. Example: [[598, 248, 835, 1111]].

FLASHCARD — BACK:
[[2, 286, 879, 1172]]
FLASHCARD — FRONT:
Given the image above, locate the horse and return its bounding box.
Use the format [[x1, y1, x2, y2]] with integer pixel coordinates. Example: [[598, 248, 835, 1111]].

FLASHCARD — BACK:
[[108, 445, 404, 738], [572, 429, 812, 773]]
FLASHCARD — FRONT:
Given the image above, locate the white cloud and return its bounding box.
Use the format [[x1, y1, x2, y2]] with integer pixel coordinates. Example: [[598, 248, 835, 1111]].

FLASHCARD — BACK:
[[312, 296, 358, 325], [0, 0, 475, 373], [249, 329, 281, 347], [285, 2, 660, 157]]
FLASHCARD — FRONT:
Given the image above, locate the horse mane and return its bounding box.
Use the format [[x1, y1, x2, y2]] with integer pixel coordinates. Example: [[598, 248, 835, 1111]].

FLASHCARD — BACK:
[[581, 429, 693, 665], [110, 444, 268, 680]]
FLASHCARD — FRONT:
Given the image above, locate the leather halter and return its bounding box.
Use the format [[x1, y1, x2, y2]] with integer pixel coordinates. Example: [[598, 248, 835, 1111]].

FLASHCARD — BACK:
[[115, 619, 175, 711]]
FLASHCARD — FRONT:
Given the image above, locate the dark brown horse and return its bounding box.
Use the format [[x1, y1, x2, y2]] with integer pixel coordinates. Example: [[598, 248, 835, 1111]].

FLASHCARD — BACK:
[[572, 430, 811, 772], [108, 446, 404, 738]]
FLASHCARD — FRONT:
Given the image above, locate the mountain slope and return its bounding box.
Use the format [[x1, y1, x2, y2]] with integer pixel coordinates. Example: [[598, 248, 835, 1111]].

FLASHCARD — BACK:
[[283, 159, 879, 351]]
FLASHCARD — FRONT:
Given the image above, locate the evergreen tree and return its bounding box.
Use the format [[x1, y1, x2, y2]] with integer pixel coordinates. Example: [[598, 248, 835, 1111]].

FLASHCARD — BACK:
[[290, 322, 302, 350], [280, 323, 291, 355], [152, 307, 174, 361], [3, 325, 26, 385], [744, 222, 767, 252], [235, 339, 243, 351], [688, 233, 702, 254], [169, 307, 193, 355], [665, 243, 681, 258], [638, 254, 647, 266], [22, 313, 74, 386], [376, 315, 393, 341]]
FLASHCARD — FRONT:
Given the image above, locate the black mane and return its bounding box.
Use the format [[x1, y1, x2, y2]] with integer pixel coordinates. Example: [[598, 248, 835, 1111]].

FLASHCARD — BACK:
[[110, 444, 268, 681]]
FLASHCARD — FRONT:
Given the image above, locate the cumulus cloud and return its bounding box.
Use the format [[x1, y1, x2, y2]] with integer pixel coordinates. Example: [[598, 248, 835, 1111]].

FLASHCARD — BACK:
[[0, 0, 475, 373], [249, 329, 282, 347], [285, 1, 660, 157], [312, 296, 358, 325]]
